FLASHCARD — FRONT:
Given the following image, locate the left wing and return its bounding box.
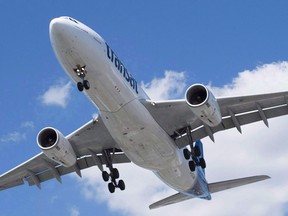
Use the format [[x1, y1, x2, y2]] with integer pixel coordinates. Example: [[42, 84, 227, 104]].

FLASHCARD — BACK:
[[0, 116, 130, 190], [142, 91, 288, 148]]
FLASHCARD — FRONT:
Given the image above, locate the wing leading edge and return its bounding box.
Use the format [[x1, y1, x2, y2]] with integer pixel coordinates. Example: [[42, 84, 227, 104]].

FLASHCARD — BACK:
[[0, 116, 130, 191]]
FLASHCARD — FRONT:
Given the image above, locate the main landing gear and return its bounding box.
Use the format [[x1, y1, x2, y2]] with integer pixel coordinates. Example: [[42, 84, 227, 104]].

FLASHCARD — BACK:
[[73, 64, 90, 92], [183, 127, 206, 172], [101, 149, 125, 193]]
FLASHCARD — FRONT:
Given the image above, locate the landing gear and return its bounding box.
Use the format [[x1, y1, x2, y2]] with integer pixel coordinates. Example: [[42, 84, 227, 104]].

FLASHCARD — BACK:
[[118, 179, 125, 191], [74, 65, 90, 91], [108, 182, 115, 193], [77, 82, 84, 92], [199, 158, 206, 169], [183, 126, 207, 172], [83, 80, 90, 90], [102, 171, 110, 182], [101, 149, 126, 193], [183, 148, 191, 160], [189, 160, 196, 172]]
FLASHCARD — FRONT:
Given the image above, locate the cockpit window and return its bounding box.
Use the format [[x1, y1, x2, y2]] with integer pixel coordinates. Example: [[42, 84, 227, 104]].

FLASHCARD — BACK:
[[68, 17, 78, 24]]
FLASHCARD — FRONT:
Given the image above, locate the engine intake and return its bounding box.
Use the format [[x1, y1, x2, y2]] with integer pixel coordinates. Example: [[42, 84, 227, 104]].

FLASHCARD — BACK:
[[185, 84, 222, 127], [186, 84, 208, 106], [38, 128, 58, 148], [37, 127, 77, 167]]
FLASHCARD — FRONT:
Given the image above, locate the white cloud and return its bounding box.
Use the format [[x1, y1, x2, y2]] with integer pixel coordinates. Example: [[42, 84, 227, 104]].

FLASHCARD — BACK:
[[1, 121, 34, 144], [69, 206, 80, 216], [40, 80, 72, 108], [141, 70, 186, 100], [75, 61, 288, 216], [0, 132, 26, 143], [21, 121, 34, 129], [209, 61, 288, 96]]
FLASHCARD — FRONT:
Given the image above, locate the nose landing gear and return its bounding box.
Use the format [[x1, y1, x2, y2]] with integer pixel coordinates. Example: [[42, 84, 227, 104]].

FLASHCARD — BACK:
[[73, 65, 90, 91]]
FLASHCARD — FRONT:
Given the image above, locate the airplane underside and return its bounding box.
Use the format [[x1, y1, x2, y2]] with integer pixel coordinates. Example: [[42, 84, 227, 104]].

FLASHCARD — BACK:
[[1, 17, 283, 210]]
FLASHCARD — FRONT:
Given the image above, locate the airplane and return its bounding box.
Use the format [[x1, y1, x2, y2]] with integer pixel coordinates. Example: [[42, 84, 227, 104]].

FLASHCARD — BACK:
[[0, 16, 287, 209]]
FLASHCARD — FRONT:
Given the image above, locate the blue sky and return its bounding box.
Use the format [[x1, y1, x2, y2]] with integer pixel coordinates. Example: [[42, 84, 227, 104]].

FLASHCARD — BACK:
[[1, 1, 288, 216]]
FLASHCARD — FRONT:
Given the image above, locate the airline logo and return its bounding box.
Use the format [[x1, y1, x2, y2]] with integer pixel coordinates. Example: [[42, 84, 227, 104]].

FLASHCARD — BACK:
[[106, 43, 139, 94]]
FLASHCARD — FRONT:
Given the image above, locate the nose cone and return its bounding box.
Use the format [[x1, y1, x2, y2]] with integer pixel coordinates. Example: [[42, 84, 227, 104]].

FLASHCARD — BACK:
[[49, 17, 78, 55], [49, 18, 67, 42]]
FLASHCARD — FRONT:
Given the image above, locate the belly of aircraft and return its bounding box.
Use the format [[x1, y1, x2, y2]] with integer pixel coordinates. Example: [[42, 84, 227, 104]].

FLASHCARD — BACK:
[[56, 31, 198, 193]]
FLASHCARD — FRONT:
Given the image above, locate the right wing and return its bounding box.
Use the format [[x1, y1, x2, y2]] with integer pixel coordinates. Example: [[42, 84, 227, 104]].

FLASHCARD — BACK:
[[0, 116, 130, 190], [143, 91, 288, 148], [149, 175, 270, 209]]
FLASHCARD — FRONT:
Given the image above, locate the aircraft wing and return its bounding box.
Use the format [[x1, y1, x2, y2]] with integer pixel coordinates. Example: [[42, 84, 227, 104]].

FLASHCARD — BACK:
[[0, 116, 130, 190], [142, 91, 288, 148]]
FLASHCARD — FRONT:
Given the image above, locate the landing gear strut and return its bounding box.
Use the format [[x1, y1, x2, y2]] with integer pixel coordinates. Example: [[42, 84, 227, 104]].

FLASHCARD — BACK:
[[183, 126, 206, 171], [73, 65, 90, 91], [101, 149, 125, 193]]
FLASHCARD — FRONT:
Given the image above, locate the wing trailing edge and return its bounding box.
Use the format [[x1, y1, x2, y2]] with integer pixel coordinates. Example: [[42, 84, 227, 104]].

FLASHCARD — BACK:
[[149, 175, 270, 210]]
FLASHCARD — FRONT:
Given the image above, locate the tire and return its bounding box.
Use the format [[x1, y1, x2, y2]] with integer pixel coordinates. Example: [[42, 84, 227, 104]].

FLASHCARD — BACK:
[[102, 171, 110, 182], [183, 149, 191, 160], [77, 82, 84, 92], [108, 182, 115, 193], [118, 180, 125, 191], [189, 161, 195, 172], [111, 168, 119, 179], [194, 146, 201, 157], [199, 158, 206, 169], [83, 80, 90, 90]]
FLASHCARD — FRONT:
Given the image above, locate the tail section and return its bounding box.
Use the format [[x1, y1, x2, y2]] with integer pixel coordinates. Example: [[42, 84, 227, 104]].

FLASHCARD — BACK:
[[149, 175, 270, 210], [208, 175, 270, 193]]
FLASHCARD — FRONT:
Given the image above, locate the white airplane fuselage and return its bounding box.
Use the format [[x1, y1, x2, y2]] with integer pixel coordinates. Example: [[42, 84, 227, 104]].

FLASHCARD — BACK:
[[49, 17, 209, 197]]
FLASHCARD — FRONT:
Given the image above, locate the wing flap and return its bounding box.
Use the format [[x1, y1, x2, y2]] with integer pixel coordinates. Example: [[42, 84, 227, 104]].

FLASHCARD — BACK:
[[175, 104, 288, 148], [218, 92, 288, 117], [0, 179, 25, 191], [25, 153, 130, 187], [149, 175, 270, 209]]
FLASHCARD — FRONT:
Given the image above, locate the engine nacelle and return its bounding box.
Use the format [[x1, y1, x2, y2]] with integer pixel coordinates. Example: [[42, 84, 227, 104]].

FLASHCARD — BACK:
[[185, 84, 222, 127], [37, 127, 77, 167]]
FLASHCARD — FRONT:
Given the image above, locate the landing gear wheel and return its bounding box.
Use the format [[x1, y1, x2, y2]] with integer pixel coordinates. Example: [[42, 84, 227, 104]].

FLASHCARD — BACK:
[[108, 182, 115, 193], [199, 158, 206, 169], [118, 180, 125, 191], [194, 146, 201, 157], [189, 161, 196, 172], [102, 171, 110, 182], [183, 148, 191, 160], [83, 80, 90, 90], [77, 82, 84, 92], [111, 168, 119, 179]]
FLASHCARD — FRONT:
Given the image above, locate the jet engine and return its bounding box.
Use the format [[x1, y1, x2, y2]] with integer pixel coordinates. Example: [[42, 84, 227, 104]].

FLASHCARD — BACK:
[[37, 127, 77, 167], [185, 84, 222, 127]]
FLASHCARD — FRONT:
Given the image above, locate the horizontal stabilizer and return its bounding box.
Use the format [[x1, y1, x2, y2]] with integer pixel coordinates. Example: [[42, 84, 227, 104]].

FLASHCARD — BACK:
[[149, 175, 270, 210], [208, 175, 270, 193]]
